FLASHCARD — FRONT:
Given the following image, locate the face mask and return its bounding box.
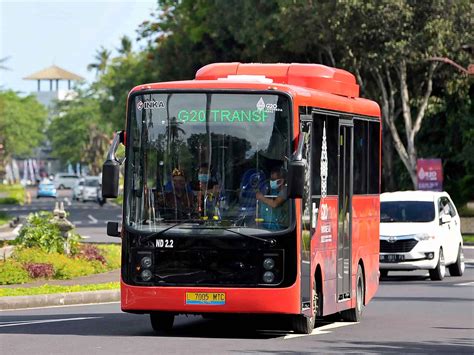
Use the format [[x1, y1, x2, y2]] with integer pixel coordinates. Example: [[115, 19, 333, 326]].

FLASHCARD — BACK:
[[198, 174, 209, 183], [270, 179, 279, 190]]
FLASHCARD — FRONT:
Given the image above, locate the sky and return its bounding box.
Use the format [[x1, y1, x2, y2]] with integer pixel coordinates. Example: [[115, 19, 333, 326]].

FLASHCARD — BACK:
[[0, 0, 157, 94]]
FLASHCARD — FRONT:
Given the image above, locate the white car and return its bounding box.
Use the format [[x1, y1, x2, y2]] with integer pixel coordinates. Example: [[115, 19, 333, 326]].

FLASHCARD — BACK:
[[81, 176, 100, 202], [53, 173, 80, 189], [380, 191, 464, 281], [72, 178, 85, 201]]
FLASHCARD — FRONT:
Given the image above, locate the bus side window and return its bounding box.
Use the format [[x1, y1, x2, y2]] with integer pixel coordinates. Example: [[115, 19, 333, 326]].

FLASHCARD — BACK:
[[353, 120, 368, 195], [368, 121, 380, 194]]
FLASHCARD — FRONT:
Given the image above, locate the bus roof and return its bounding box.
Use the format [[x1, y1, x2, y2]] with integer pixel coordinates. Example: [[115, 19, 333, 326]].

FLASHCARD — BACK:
[[130, 63, 380, 118]]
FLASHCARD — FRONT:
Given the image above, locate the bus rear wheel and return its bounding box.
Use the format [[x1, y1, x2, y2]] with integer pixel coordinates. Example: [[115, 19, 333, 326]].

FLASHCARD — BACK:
[[341, 266, 364, 322], [150, 312, 174, 333]]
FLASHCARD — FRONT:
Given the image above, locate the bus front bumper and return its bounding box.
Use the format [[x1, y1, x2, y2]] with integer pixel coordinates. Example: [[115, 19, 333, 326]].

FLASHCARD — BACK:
[[121, 281, 300, 315]]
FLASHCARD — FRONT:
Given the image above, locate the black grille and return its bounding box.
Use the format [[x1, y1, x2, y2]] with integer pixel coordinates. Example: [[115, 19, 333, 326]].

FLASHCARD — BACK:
[[380, 239, 418, 253], [154, 249, 260, 286]]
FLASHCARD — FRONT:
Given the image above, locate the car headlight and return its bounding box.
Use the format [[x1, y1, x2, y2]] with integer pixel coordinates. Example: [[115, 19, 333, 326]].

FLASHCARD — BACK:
[[415, 233, 436, 241]]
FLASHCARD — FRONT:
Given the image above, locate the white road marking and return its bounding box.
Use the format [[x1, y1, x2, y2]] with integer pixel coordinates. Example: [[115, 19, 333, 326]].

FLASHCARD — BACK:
[[283, 322, 359, 339], [0, 301, 119, 312], [88, 215, 98, 224], [81, 235, 91, 239], [454, 281, 474, 286], [64, 197, 72, 206], [0, 316, 102, 328], [302, 261, 310, 264], [462, 245, 474, 250]]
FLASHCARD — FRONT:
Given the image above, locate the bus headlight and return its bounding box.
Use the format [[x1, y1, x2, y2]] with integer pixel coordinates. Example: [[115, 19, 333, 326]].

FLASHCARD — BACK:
[[263, 258, 275, 270], [140, 269, 153, 281], [262, 271, 275, 283], [141, 256, 152, 268]]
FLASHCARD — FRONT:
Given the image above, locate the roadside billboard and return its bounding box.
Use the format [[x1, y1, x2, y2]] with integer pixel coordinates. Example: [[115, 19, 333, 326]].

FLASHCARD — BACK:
[[417, 159, 443, 191]]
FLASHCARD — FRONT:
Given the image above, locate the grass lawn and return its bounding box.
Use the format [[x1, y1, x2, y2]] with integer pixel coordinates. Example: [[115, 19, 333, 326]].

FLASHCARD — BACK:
[[0, 282, 119, 297], [463, 234, 474, 244]]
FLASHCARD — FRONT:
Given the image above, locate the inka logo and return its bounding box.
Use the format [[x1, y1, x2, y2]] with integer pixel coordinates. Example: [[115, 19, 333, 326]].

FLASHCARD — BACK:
[[136, 100, 165, 111], [256, 97, 265, 111]]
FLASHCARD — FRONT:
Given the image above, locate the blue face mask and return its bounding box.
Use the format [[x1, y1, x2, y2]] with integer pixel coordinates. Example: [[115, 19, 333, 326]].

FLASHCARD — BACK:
[[198, 174, 209, 183], [270, 179, 279, 190]]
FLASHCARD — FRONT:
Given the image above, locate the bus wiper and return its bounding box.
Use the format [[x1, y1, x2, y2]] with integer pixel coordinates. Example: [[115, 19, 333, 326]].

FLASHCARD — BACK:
[[190, 226, 276, 247], [139, 219, 203, 244]]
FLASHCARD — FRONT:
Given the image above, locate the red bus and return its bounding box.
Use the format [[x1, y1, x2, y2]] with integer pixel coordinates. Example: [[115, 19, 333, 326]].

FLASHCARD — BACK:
[[103, 62, 381, 334]]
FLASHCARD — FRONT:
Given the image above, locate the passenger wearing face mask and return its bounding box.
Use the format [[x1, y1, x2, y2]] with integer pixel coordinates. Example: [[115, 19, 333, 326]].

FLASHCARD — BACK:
[[255, 166, 288, 230], [196, 163, 220, 219]]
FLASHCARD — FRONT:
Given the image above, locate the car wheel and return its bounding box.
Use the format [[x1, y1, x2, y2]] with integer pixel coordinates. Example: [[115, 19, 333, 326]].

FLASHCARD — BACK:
[[150, 312, 174, 333], [429, 248, 446, 281], [59, 184, 65, 190], [292, 278, 318, 334], [380, 270, 389, 278], [341, 265, 364, 322], [448, 245, 465, 277]]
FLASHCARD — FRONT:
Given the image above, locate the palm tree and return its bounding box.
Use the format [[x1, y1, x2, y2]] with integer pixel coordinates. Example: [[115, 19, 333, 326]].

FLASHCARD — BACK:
[[117, 35, 132, 56], [0, 56, 11, 71], [87, 47, 111, 75]]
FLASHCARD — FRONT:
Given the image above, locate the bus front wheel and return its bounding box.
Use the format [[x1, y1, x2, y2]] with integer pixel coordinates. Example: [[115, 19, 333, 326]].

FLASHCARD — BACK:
[[292, 279, 318, 334], [341, 265, 364, 322], [150, 312, 174, 333]]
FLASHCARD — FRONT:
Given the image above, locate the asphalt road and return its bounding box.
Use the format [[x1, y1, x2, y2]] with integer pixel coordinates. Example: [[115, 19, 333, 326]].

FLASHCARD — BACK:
[[1, 262, 473, 354], [0, 188, 121, 243]]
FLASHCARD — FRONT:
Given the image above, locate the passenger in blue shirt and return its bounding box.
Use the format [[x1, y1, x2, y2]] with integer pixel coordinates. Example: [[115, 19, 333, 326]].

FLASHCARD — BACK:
[[256, 166, 288, 230]]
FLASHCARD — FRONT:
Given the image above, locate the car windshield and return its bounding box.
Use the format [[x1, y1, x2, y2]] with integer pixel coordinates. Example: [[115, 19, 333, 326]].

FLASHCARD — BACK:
[[125, 92, 292, 234], [85, 179, 99, 187], [380, 201, 435, 223]]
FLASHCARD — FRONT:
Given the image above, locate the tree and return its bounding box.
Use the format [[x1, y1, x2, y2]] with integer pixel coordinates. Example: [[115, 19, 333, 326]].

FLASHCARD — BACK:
[[0, 91, 47, 180], [87, 47, 111, 76], [0, 56, 11, 71], [117, 35, 132, 56], [48, 90, 112, 174]]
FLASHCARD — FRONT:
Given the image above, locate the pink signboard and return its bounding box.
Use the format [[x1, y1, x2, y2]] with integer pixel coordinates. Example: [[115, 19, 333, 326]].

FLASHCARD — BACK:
[[417, 159, 443, 191]]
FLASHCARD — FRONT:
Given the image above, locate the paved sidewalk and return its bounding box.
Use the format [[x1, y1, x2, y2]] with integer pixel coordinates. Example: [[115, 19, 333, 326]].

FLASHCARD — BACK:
[[0, 270, 121, 310]]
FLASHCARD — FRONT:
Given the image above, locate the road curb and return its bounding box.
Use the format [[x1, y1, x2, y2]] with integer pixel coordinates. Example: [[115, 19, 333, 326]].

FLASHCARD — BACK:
[[0, 289, 120, 310]]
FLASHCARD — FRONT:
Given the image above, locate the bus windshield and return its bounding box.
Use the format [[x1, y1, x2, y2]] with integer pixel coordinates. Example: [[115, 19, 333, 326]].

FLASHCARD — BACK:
[[125, 92, 292, 234]]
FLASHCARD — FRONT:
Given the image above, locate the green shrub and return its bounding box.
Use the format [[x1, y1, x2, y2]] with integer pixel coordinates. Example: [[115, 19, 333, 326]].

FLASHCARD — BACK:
[[0, 211, 10, 225], [15, 211, 81, 254], [97, 244, 121, 269], [0, 197, 21, 204], [0, 184, 25, 205], [0, 260, 31, 285]]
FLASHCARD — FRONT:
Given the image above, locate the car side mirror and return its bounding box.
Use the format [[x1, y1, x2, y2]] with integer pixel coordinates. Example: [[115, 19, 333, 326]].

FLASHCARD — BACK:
[[440, 214, 452, 225], [107, 221, 120, 237]]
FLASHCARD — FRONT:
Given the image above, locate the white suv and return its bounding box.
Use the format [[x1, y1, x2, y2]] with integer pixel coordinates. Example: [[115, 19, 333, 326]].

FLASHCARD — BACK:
[[53, 173, 80, 190], [380, 191, 464, 281]]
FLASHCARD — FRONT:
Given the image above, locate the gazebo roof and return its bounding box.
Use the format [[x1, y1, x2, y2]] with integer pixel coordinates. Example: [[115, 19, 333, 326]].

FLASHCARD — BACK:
[[24, 65, 84, 81]]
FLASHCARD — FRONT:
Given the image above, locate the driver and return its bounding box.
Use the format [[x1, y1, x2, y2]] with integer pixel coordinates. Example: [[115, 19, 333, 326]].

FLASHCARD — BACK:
[[164, 168, 195, 220]]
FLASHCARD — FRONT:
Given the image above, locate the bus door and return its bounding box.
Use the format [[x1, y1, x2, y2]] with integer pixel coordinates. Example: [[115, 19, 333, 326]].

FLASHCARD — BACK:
[[337, 119, 353, 300], [299, 116, 314, 316]]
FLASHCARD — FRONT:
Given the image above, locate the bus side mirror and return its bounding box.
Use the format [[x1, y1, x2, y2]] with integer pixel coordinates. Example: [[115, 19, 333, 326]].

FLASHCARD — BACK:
[[102, 131, 124, 199], [103, 159, 120, 198], [287, 160, 305, 199]]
